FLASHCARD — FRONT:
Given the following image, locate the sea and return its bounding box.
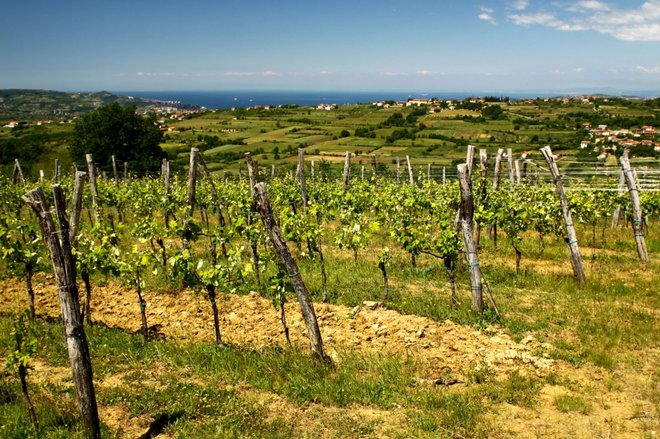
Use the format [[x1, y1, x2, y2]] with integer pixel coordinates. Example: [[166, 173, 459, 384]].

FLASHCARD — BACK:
[[111, 90, 556, 110]]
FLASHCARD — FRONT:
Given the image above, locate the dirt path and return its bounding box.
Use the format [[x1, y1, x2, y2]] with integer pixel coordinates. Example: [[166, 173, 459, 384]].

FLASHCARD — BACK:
[[1, 274, 657, 437]]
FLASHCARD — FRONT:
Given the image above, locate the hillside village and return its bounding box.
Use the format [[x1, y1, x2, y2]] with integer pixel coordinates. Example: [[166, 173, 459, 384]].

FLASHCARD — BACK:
[[580, 123, 659, 158]]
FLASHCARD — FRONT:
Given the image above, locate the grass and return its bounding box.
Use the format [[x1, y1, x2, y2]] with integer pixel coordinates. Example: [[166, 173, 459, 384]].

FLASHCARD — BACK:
[[0, 316, 510, 437], [553, 394, 594, 415], [0, 182, 658, 436]]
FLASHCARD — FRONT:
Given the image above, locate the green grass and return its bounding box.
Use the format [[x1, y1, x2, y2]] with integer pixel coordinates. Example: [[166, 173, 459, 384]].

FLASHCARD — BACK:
[[553, 394, 594, 415], [0, 315, 509, 437]]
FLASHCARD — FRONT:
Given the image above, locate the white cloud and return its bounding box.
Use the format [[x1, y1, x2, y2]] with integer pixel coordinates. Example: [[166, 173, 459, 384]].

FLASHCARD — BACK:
[[135, 71, 176, 77], [573, 67, 586, 73], [478, 6, 497, 24], [382, 71, 408, 76], [224, 71, 281, 77], [508, 0, 660, 41], [636, 64, 660, 73], [512, 0, 528, 11], [569, 1, 611, 12], [416, 70, 434, 76], [509, 12, 564, 27]]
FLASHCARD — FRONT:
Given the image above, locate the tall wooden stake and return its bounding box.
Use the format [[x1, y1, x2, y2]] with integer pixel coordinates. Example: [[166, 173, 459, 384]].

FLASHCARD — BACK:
[[342, 151, 351, 192], [457, 164, 483, 313], [111, 155, 119, 188], [253, 182, 326, 360], [620, 154, 649, 262], [540, 146, 586, 284], [69, 171, 87, 242], [297, 148, 308, 208], [26, 187, 100, 439], [85, 154, 100, 223], [507, 148, 515, 190], [406, 155, 414, 185], [396, 157, 401, 184], [13, 159, 27, 189]]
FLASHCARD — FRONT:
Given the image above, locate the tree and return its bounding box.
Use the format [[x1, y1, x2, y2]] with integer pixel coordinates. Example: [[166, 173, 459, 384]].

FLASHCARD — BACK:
[[70, 103, 165, 175]]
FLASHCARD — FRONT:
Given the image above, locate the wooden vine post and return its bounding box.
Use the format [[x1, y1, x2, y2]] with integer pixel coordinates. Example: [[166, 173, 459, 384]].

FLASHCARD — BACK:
[[406, 155, 414, 185], [457, 164, 483, 313], [182, 148, 199, 251], [342, 151, 351, 192], [396, 157, 401, 184], [540, 146, 586, 284], [465, 144, 475, 178], [620, 154, 649, 262], [13, 159, 27, 189], [25, 186, 100, 439], [490, 148, 504, 247], [69, 171, 87, 242], [85, 154, 100, 223], [297, 149, 308, 208], [474, 149, 488, 247], [507, 148, 515, 190], [111, 155, 119, 188], [252, 181, 326, 360], [53, 158, 60, 183]]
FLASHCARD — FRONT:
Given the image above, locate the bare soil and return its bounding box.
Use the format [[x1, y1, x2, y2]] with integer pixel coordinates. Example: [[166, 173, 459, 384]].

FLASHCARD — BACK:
[[0, 274, 657, 438]]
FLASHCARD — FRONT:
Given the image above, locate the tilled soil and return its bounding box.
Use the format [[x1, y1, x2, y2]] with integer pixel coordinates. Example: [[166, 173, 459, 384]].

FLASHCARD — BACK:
[[0, 274, 657, 438]]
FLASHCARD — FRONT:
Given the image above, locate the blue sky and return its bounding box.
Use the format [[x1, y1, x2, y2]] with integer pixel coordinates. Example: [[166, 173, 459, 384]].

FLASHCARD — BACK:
[[2, 0, 660, 93]]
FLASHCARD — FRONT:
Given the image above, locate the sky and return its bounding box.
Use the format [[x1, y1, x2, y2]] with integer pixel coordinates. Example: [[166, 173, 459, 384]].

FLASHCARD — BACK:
[[1, 0, 660, 94]]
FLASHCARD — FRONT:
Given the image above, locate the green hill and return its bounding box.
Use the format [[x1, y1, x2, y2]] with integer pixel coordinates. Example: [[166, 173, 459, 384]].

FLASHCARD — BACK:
[[0, 89, 154, 121]]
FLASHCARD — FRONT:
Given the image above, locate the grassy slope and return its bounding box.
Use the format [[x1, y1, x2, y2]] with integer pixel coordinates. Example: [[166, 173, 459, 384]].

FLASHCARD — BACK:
[[0, 221, 658, 437]]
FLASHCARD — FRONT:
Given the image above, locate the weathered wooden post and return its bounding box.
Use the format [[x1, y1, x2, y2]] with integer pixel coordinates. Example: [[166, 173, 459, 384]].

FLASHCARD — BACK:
[[406, 155, 414, 185], [507, 148, 515, 190], [474, 149, 489, 247], [342, 151, 351, 192], [427, 163, 432, 184], [490, 148, 504, 246], [442, 166, 446, 184], [39, 170, 45, 184], [85, 154, 100, 223], [69, 171, 87, 242], [493, 148, 504, 191], [457, 164, 483, 313], [465, 145, 476, 178], [620, 154, 649, 262], [111, 155, 119, 188], [53, 158, 60, 183], [540, 146, 586, 284], [13, 159, 27, 189], [297, 148, 308, 208], [253, 182, 326, 360], [396, 157, 401, 184], [25, 187, 100, 439], [310, 160, 315, 180], [514, 159, 521, 184], [370, 154, 377, 179]]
